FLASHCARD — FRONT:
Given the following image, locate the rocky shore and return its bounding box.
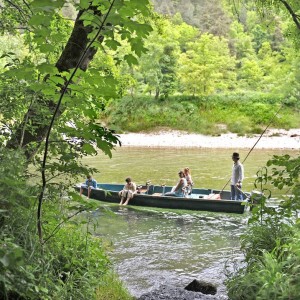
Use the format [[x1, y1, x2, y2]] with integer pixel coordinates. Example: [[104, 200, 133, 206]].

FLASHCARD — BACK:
[[137, 280, 220, 300]]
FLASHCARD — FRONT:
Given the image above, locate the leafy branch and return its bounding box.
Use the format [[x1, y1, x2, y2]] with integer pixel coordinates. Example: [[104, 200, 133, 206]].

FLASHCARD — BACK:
[[280, 0, 300, 31], [37, 0, 116, 244], [42, 209, 85, 245]]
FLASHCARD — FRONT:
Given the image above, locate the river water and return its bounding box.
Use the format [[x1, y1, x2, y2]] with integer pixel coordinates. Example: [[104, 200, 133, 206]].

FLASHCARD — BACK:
[[82, 147, 298, 298]]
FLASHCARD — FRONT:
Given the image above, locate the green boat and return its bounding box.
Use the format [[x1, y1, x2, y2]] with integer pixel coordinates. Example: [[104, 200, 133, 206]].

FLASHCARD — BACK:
[[75, 183, 249, 214]]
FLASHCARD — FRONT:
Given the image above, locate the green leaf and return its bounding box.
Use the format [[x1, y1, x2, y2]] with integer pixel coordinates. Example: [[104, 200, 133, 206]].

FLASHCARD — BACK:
[[82, 143, 97, 155], [79, 0, 91, 10], [28, 15, 47, 26], [133, 23, 153, 37], [120, 31, 131, 40], [130, 38, 148, 56], [39, 44, 56, 53], [119, 6, 135, 17], [124, 54, 138, 66], [0, 255, 10, 267], [41, 87, 57, 96], [31, 0, 64, 10], [39, 287, 49, 294], [96, 140, 113, 158], [50, 75, 66, 85], [37, 63, 56, 74], [105, 39, 121, 51]]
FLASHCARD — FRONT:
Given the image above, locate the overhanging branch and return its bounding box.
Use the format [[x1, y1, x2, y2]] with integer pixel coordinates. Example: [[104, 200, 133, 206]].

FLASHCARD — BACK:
[[280, 0, 300, 31], [37, 0, 116, 244]]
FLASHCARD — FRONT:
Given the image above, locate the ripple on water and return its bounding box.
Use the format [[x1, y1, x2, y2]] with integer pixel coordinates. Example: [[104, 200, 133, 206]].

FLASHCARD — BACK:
[[90, 206, 246, 298]]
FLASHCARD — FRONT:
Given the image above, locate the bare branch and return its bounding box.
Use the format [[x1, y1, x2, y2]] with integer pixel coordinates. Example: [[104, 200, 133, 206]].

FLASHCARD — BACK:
[[20, 97, 34, 148], [280, 0, 300, 31], [22, 0, 32, 14], [42, 209, 85, 245], [4, 0, 31, 21]]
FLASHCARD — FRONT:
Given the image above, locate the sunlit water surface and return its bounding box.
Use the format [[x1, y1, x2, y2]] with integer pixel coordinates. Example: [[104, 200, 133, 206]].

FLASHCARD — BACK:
[[81, 147, 299, 298]]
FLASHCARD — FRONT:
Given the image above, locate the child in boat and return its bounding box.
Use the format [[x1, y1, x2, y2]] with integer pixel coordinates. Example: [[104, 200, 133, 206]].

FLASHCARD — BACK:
[[165, 171, 187, 197], [80, 175, 97, 199], [119, 177, 137, 205], [183, 167, 193, 195]]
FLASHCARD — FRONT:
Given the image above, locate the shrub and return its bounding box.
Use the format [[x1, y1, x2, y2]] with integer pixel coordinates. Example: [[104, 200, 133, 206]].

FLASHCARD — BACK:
[[0, 149, 129, 300], [226, 155, 300, 299], [227, 116, 252, 136], [103, 93, 300, 135]]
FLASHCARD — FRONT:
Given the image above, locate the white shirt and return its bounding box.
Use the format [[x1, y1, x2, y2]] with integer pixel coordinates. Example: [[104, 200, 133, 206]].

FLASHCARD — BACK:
[[231, 161, 244, 184]]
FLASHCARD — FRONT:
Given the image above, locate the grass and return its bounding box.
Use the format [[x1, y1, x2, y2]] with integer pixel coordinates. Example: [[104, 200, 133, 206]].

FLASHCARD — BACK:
[[102, 93, 300, 136], [96, 272, 134, 300]]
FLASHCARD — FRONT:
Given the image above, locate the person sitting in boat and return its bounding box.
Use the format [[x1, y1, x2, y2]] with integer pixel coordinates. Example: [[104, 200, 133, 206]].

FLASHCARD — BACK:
[[80, 175, 97, 199], [164, 170, 187, 197], [119, 177, 137, 205], [183, 167, 193, 195]]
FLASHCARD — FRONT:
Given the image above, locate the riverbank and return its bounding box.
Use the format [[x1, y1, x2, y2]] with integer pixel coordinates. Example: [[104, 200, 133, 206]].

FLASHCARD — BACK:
[[118, 129, 300, 150]]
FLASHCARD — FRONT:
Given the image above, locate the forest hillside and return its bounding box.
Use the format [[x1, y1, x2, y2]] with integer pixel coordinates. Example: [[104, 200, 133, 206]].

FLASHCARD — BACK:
[[152, 0, 231, 35], [100, 0, 300, 135]]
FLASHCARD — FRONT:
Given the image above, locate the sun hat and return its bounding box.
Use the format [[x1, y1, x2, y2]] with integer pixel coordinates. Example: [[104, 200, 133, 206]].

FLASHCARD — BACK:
[[232, 152, 240, 159]]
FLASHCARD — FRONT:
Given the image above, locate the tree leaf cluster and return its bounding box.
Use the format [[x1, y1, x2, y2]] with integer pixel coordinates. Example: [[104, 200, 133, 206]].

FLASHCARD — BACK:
[[0, 1, 153, 298], [226, 153, 300, 299]]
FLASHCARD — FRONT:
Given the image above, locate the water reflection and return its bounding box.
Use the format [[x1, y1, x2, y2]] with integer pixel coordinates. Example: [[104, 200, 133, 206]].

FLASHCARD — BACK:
[[90, 205, 248, 298]]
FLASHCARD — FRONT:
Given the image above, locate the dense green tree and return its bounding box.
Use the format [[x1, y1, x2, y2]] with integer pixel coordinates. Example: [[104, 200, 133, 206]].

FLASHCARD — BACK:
[[139, 37, 164, 98], [256, 42, 284, 89], [171, 12, 199, 50], [229, 20, 255, 59], [178, 33, 236, 95], [152, 0, 232, 36], [238, 57, 264, 88], [159, 44, 178, 99], [135, 15, 182, 98]]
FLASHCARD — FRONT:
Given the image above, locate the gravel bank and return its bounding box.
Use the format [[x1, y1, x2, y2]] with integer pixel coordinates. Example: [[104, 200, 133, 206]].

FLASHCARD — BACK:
[[118, 129, 300, 150]]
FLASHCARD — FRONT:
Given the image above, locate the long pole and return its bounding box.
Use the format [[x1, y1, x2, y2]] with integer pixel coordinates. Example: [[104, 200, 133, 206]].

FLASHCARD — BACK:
[[220, 104, 283, 195]]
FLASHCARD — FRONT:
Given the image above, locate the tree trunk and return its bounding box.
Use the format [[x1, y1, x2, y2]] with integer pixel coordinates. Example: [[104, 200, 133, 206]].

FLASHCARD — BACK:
[[7, 9, 102, 160], [56, 10, 101, 72], [155, 87, 160, 99]]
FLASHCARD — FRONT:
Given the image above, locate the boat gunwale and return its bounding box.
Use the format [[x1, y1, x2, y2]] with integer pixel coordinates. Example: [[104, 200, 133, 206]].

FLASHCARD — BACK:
[[74, 183, 247, 204]]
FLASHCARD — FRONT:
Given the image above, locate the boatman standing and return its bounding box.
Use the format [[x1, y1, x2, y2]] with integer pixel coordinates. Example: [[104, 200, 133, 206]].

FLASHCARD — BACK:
[[231, 152, 244, 200]]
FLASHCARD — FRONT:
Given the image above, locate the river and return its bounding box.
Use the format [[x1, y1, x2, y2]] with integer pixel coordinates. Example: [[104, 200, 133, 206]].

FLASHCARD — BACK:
[[81, 147, 298, 298]]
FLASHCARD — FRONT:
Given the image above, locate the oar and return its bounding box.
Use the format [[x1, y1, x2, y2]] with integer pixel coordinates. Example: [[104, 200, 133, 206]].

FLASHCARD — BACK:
[[214, 185, 248, 200], [219, 105, 282, 197], [235, 185, 250, 200]]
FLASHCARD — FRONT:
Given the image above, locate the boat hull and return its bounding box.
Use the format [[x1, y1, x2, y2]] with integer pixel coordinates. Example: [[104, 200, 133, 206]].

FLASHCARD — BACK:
[[75, 183, 247, 214]]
